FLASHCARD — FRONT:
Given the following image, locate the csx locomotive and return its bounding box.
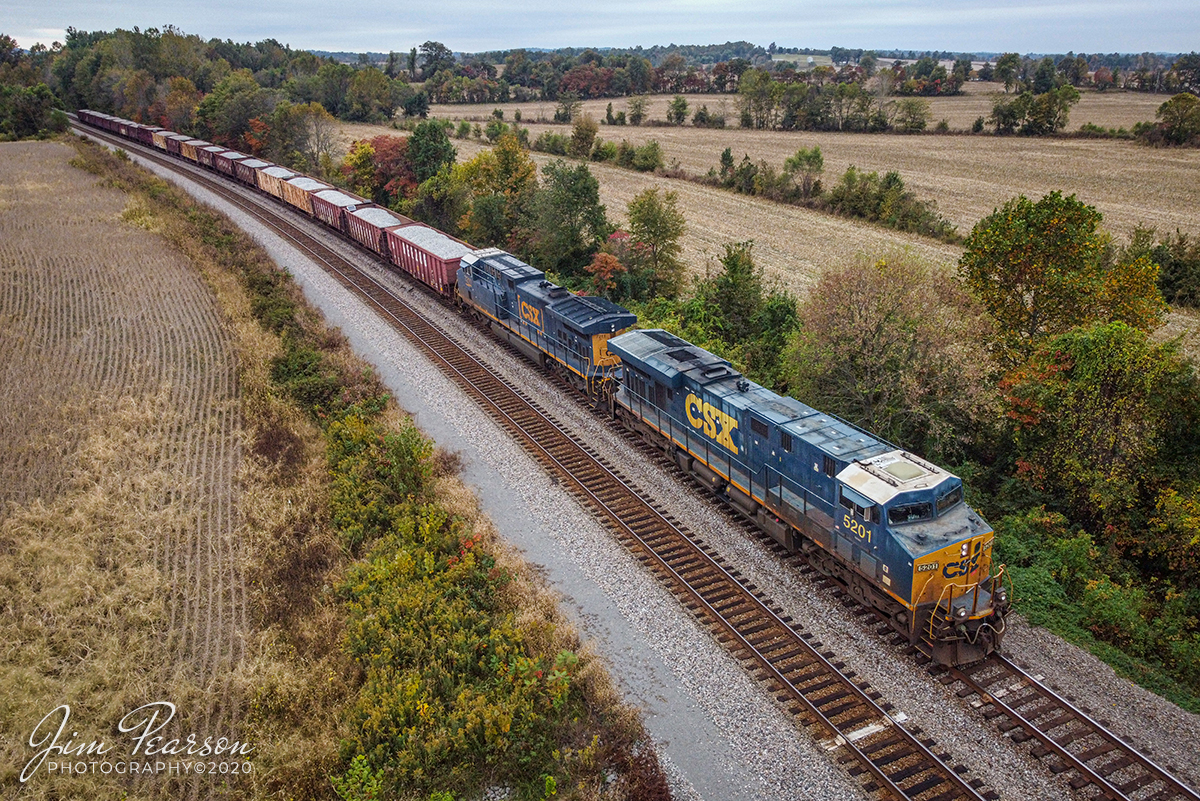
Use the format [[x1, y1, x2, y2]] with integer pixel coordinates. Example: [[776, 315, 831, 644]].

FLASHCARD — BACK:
[[608, 330, 1008, 665], [456, 247, 636, 399], [75, 109, 1009, 665]]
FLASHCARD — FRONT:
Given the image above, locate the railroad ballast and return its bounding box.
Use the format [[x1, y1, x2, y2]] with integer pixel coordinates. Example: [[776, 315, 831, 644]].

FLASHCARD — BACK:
[[76, 109, 1011, 666]]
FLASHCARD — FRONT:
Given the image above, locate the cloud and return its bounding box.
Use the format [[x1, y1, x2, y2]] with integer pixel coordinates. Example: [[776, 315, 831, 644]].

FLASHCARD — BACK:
[[5, 0, 1198, 53]]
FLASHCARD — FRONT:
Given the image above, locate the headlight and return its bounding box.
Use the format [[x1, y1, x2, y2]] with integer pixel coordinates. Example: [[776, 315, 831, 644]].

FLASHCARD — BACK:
[[954, 606, 968, 619], [996, 588, 1007, 604]]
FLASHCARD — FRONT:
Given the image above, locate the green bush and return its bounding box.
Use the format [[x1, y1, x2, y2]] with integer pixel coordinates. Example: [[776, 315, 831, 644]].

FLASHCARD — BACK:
[[821, 166, 959, 241], [327, 412, 432, 551], [615, 140, 637, 168], [532, 131, 569, 156], [270, 337, 342, 414], [591, 139, 618, 163], [631, 140, 664, 172], [1083, 577, 1155, 655], [485, 118, 509, 143]]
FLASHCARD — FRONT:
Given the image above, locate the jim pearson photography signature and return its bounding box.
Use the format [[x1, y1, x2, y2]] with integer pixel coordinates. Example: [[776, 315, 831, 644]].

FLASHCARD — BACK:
[[21, 702, 253, 782]]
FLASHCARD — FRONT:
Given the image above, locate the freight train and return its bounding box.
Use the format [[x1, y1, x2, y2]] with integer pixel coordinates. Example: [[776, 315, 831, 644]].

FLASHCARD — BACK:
[[74, 110, 1010, 665]]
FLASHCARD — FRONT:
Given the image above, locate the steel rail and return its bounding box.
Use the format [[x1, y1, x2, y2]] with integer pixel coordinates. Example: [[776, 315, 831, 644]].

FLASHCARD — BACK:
[[944, 653, 1200, 801]]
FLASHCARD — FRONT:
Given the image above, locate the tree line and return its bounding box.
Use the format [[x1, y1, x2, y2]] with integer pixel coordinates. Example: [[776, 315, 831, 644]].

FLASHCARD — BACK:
[[0, 33, 69, 138]]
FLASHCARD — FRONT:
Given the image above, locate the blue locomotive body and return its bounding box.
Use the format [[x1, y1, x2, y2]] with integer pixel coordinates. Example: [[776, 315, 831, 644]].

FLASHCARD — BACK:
[[609, 329, 1007, 664], [456, 248, 636, 394]]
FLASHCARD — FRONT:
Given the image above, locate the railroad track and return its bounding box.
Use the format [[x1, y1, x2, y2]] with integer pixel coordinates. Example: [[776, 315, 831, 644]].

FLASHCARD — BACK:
[[934, 655, 1200, 801], [75, 121, 994, 801]]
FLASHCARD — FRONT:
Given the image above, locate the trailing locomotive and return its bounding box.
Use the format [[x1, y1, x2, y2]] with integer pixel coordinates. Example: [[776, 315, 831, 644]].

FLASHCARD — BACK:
[[456, 248, 636, 398], [75, 110, 1009, 665], [608, 329, 1008, 665]]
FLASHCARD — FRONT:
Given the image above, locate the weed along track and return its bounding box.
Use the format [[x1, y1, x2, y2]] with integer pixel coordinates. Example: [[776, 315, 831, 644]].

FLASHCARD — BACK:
[[77, 123, 1005, 800]]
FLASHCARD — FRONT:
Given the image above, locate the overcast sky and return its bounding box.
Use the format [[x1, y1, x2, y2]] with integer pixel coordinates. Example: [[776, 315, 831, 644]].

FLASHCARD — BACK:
[[9, 0, 1198, 55]]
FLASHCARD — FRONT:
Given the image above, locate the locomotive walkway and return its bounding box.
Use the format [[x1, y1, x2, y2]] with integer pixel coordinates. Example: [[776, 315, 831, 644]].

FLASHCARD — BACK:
[[73, 117, 1200, 801]]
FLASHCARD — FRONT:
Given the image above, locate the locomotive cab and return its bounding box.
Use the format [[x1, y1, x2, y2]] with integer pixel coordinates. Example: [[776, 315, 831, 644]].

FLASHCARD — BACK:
[[839, 453, 1010, 664]]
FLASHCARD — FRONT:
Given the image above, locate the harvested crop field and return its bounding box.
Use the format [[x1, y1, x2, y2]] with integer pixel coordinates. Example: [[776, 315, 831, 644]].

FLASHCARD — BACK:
[[431, 85, 1169, 134], [340, 116, 1200, 344], [338, 121, 962, 295], [423, 111, 1200, 245], [0, 141, 245, 799]]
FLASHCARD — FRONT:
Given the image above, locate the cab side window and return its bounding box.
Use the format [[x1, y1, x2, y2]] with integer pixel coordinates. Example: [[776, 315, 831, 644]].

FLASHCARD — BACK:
[[839, 487, 880, 523]]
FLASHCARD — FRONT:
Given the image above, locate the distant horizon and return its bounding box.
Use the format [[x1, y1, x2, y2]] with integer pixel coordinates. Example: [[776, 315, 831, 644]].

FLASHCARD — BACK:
[[8, 0, 1198, 56], [306, 44, 1189, 62]]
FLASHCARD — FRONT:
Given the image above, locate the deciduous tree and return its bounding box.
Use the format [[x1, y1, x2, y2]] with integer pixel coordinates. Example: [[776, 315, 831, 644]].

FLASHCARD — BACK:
[[626, 188, 686, 299], [1172, 52, 1200, 94], [667, 95, 689, 125], [1001, 322, 1199, 535], [783, 145, 823, 198], [959, 192, 1166, 366], [786, 250, 995, 460], [408, 120, 456, 183], [893, 97, 930, 132], [194, 68, 275, 147], [1155, 92, 1200, 145], [457, 133, 539, 248], [994, 53, 1021, 93], [530, 160, 609, 276], [340, 135, 418, 206], [569, 114, 598, 157], [626, 95, 647, 126], [418, 41, 455, 81]]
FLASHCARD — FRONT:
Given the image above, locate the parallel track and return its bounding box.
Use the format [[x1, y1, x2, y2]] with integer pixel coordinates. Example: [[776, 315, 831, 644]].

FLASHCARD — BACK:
[[75, 121, 992, 801], [935, 655, 1200, 801]]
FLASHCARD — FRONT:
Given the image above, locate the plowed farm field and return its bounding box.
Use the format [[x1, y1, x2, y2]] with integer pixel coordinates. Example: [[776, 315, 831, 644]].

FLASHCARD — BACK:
[[0, 141, 244, 799]]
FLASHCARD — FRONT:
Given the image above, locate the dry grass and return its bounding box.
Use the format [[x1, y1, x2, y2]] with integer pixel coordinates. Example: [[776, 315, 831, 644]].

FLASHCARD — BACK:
[[339, 121, 965, 294], [506, 121, 1197, 243], [0, 140, 245, 799], [926, 83, 1165, 130], [432, 473, 669, 799], [1157, 305, 1200, 363], [343, 95, 1200, 347], [0, 395, 186, 798], [343, 94, 1199, 298], [423, 91, 1198, 245], [50, 136, 668, 799]]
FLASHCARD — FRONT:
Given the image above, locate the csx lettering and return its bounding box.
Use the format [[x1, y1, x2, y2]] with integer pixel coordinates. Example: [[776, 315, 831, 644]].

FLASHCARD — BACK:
[[942, 552, 981, 579], [520, 301, 542, 329], [684, 393, 738, 454], [842, 514, 872, 544]]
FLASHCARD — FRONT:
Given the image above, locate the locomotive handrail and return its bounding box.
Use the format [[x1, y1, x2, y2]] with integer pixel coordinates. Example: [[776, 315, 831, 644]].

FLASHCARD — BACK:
[[926, 577, 986, 643]]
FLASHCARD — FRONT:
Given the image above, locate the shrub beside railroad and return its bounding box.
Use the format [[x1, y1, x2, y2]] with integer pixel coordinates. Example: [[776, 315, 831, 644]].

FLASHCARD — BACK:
[[69, 135, 670, 800]]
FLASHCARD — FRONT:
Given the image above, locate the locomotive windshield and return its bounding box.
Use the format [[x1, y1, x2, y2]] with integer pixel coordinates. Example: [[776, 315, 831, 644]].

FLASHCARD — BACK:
[[936, 485, 964, 514], [888, 502, 933, 525]]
